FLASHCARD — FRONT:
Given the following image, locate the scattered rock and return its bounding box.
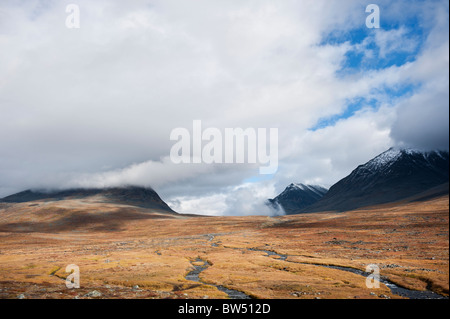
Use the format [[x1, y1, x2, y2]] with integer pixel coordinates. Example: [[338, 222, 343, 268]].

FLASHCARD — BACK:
[[382, 264, 401, 269], [17, 294, 26, 299], [84, 290, 102, 298], [132, 285, 140, 291]]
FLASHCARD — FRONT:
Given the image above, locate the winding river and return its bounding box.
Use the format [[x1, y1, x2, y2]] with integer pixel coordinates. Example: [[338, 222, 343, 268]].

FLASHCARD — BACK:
[[184, 234, 448, 300], [186, 258, 252, 299], [248, 248, 447, 300]]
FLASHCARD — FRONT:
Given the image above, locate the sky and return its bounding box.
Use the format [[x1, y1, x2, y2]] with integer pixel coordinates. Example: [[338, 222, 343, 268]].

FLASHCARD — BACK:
[[0, 0, 448, 216]]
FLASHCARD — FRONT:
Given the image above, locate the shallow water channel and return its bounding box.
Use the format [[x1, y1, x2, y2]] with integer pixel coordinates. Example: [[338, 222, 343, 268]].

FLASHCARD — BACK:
[[186, 258, 252, 299], [249, 248, 448, 300], [184, 235, 447, 300]]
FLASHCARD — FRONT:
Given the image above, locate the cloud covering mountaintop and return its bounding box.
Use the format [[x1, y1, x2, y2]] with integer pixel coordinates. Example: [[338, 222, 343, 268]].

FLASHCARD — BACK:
[[0, 0, 448, 215]]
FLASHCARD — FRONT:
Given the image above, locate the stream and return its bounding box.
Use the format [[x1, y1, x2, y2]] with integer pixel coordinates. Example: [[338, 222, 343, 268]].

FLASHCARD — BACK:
[[248, 248, 448, 300], [184, 235, 447, 300], [186, 258, 252, 299]]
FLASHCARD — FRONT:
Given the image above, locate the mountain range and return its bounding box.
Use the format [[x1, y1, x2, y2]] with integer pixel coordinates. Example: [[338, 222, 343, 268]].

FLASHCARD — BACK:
[[271, 148, 449, 214], [1, 148, 449, 216]]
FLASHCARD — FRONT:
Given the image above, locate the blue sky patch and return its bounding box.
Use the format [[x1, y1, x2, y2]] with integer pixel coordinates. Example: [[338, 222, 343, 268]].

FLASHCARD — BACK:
[[311, 10, 429, 131], [310, 97, 378, 131]]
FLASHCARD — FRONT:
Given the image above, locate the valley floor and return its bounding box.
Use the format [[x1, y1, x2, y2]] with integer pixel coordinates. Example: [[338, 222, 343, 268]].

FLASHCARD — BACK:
[[0, 196, 448, 299]]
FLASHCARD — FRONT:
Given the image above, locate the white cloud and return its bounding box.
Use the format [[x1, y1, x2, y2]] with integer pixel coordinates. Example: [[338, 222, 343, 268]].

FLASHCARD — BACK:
[[168, 182, 282, 216], [275, 105, 396, 190], [375, 27, 418, 59]]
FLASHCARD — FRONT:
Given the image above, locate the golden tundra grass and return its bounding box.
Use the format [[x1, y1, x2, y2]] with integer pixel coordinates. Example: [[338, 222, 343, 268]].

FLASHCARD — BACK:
[[0, 195, 448, 299]]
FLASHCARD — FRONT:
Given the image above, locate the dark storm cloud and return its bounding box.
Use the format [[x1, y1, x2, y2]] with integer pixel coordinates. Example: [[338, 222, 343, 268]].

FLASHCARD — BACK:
[[391, 89, 449, 151]]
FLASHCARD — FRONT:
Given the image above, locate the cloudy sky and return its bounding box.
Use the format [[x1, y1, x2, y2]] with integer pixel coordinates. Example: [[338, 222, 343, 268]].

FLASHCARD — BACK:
[[0, 0, 448, 215]]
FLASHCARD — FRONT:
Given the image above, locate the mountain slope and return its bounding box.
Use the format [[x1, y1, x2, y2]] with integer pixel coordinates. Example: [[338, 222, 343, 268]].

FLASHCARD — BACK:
[[297, 148, 449, 213], [0, 186, 181, 233], [268, 183, 328, 214], [0, 186, 176, 213]]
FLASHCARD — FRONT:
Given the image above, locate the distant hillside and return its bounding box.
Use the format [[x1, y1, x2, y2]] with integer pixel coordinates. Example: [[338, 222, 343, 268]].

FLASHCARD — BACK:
[[0, 186, 176, 214], [298, 148, 449, 213], [268, 183, 328, 214]]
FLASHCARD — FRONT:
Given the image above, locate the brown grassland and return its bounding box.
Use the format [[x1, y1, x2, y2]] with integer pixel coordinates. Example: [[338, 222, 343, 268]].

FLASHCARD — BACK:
[[0, 195, 448, 299]]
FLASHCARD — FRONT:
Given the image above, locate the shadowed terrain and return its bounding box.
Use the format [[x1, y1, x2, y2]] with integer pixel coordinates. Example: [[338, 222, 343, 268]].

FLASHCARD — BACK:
[[1, 186, 176, 212]]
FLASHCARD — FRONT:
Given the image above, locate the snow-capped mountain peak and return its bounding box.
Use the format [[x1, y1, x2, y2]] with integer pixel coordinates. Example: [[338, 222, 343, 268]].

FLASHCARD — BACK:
[[268, 183, 328, 214], [367, 148, 403, 170], [287, 183, 327, 194], [362, 147, 449, 174], [301, 147, 449, 213]]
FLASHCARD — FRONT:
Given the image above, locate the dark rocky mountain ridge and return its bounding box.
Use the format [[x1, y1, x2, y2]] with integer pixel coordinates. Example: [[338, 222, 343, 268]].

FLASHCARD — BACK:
[[296, 148, 449, 213], [0, 186, 176, 213], [268, 183, 328, 215]]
